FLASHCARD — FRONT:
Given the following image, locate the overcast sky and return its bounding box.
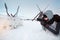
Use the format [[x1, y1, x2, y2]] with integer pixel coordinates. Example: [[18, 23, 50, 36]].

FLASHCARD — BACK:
[[0, 0, 60, 18]]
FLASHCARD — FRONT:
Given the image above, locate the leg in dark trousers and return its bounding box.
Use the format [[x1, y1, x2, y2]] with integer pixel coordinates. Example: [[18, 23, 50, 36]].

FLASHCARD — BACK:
[[45, 22, 60, 35], [55, 22, 60, 35]]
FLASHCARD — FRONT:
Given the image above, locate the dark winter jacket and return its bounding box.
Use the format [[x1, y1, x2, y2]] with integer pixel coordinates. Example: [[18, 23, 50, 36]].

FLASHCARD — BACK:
[[47, 14, 60, 35], [37, 14, 60, 35]]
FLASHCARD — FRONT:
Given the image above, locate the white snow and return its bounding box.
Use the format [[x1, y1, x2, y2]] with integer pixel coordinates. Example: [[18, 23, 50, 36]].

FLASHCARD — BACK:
[[0, 16, 60, 40]]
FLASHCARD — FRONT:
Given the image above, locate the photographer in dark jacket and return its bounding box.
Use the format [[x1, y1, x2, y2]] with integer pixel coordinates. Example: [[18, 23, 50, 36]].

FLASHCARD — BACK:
[[37, 10, 60, 35]]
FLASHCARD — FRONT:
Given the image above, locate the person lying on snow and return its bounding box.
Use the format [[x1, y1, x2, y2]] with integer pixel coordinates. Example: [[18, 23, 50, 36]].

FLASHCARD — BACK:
[[37, 10, 60, 35]]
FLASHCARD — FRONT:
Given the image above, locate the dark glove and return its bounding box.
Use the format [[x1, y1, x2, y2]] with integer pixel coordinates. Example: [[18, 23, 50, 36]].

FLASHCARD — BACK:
[[37, 18, 43, 21]]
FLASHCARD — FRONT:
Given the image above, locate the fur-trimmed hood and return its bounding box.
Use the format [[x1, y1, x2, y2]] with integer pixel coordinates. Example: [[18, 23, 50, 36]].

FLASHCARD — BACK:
[[44, 10, 53, 20]]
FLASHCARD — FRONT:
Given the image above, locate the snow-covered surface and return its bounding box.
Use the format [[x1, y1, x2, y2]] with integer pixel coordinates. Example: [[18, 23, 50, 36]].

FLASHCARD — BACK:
[[0, 16, 60, 40]]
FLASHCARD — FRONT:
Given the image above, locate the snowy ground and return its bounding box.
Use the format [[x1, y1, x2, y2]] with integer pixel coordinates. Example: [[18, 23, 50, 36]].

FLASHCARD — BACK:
[[0, 16, 60, 40]]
